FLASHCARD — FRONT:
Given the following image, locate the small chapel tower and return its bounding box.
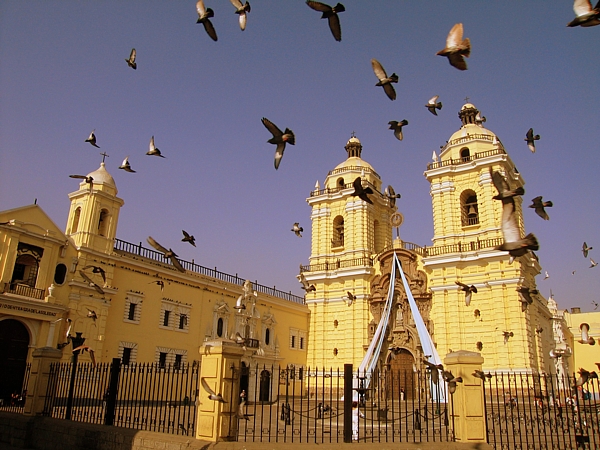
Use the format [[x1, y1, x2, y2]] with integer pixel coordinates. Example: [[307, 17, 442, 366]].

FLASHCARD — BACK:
[[423, 103, 553, 373], [66, 161, 124, 254], [303, 135, 395, 368]]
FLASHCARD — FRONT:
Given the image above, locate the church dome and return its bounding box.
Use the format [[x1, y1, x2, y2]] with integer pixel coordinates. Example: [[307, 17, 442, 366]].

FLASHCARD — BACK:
[[86, 162, 117, 193]]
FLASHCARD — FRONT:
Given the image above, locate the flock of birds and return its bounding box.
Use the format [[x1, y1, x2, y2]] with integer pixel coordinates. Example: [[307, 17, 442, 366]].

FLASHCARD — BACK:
[[57, 1, 600, 394]]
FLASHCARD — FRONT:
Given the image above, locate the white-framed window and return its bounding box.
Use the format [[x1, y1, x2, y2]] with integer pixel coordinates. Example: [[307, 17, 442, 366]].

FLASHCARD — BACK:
[[155, 346, 187, 368], [212, 300, 230, 339], [289, 328, 307, 351], [160, 298, 191, 332], [118, 341, 138, 365], [124, 292, 143, 324]]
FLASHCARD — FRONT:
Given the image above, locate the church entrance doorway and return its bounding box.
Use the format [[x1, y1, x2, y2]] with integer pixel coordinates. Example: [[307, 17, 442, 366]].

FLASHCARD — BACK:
[[387, 348, 415, 401], [0, 319, 30, 405]]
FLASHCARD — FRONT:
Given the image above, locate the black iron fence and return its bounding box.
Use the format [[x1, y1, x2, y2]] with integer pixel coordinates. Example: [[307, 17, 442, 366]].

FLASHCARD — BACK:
[[0, 363, 31, 413], [42, 359, 199, 436], [233, 364, 453, 443], [484, 371, 600, 450]]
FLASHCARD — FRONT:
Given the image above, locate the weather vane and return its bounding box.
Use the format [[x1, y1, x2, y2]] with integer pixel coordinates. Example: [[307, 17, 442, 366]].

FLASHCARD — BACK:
[[100, 152, 109, 163]]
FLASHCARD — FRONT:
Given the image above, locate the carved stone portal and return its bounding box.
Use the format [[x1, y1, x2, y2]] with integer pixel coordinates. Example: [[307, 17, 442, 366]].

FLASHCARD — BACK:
[[369, 248, 433, 367]]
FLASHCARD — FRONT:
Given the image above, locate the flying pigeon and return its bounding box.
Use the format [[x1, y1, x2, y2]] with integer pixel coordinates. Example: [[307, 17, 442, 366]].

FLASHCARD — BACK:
[[200, 377, 226, 403], [126, 48, 137, 69], [525, 128, 540, 153], [442, 370, 462, 384], [491, 169, 538, 262], [232, 332, 247, 346], [79, 270, 105, 295], [261, 117, 295, 170], [86, 308, 98, 322], [384, 185, 401, 207], [83, 265, 106, 283], [230, 0, 251, 31], [436, 23, 471, 70], [592, 300, 599, 310], [149, 280, 165, 291], [425, 96, 442, 115], [119, 156, 136, 173], [529, 196, 552, 220], [503, 331, 514, 344], [574, 368, 595, 387], [455, 281, 477, 306], [146, 136, 165, 158], [591, 258, 598, 268], [72, 344, 96, 367], [297, 272, 316, 292], [543, 271, 549, 280], [475, 112, 486, 125], [147, 236, 185, 273], [69, 175, 94, 189], [583, 242, 593, 258], [371, 59, 398, 101], [291, 222, 303, 237], [345, 291, 356, 306], [388, 120, 408, 141], [306, 1, 345, 42], [473, 370, 492, 380], [85, 130, 100, 148], [423, 359, 443, 385], [567, 0, 600, 27], [182, 230, 196, 247], [196, 0, 218, 41], [517, 286, 537, 311], [351, 177, 373, 204]]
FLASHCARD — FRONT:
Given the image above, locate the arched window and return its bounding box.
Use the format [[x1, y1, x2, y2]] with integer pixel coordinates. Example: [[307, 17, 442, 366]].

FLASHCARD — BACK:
[[461, 190, 479, 226], [460, 147, 470, 162], [98, 209, 109, 236], [332, 216, 344, 248], [11, 255, 39, 288], [71, 207, 81, 233], [54, 263, 67, 285], [336, 177, 345, 189]]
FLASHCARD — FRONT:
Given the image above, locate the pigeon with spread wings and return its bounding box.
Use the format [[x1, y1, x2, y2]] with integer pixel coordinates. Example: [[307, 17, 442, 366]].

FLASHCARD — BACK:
[[73, 344, 96, 367], [436, 23, 470, 70], [182, 230, 196, 247], [490, 169, 538, 263], [230, 0, 251, 31], [525, 128, 540, 153], [79, 270, 105, 295], [147, 136, 165, 158], [297, 272, 316, 292], [384, 185, 401, 207], [306, 1, 345, 42], [529, 196, 552, 220], [425, 96, 443, 115], [126, 48, 136, 69], [388, 120, 408, 141], [83, 265, 106, 283], [147, 236, 185, 273], [196, 0, 218, 41], [455, 281, 477, 306], [567, 0, 600, 27], [351, 177, 373, 205], [261, 117, 295, 170], [85, 129, 100, 148], [200, 377, 226, 403], [119, 156, 136, 173], [371, 59, 398, 101]]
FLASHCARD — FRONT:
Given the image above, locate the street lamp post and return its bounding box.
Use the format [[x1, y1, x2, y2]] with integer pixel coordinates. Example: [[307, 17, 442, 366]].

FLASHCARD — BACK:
[[65, 332, 85, 420]]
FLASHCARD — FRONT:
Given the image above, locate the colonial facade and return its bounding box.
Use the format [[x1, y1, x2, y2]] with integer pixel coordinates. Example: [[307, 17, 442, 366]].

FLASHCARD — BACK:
[[0, 163, 309, 403]]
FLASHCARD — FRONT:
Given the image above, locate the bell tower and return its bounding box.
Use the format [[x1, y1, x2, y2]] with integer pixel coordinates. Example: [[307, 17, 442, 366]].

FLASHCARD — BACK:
[[423, 103, 552, 373], [66, 161, 124, 254], [303, 135, 395, 368]]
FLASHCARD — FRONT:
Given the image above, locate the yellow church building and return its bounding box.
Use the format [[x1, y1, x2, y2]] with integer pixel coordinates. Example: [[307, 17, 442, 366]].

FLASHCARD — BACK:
[[0, 162, 309, 403], [2, 102, 591, 407]]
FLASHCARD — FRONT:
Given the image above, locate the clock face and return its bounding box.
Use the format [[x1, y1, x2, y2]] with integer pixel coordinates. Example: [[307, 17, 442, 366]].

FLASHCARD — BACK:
[[390, 212, 404, 228]]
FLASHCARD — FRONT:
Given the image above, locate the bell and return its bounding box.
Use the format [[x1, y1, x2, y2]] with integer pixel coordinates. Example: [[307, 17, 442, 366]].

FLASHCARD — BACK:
[[467, 205, 477, 217]]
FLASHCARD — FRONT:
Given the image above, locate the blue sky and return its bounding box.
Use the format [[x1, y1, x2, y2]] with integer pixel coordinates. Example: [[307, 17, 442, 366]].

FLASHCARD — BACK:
[[1, 2, 598, 311]]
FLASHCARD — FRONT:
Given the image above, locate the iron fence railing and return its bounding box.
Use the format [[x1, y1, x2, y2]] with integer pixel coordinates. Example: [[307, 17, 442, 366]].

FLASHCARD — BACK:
[[233, 364, 453, 443], [42, 359, 200, 437], [300, 257, 373, 273], [0, 363, 31, 413], [114, 238, 305, 305], [484, 371, 600, 450]]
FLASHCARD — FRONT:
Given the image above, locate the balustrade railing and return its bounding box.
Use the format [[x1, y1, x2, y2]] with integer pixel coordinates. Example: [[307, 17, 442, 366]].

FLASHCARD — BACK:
[[114, 239, 304, 304], [5, 282, 46, 300], [427, 147, 506, 170]]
